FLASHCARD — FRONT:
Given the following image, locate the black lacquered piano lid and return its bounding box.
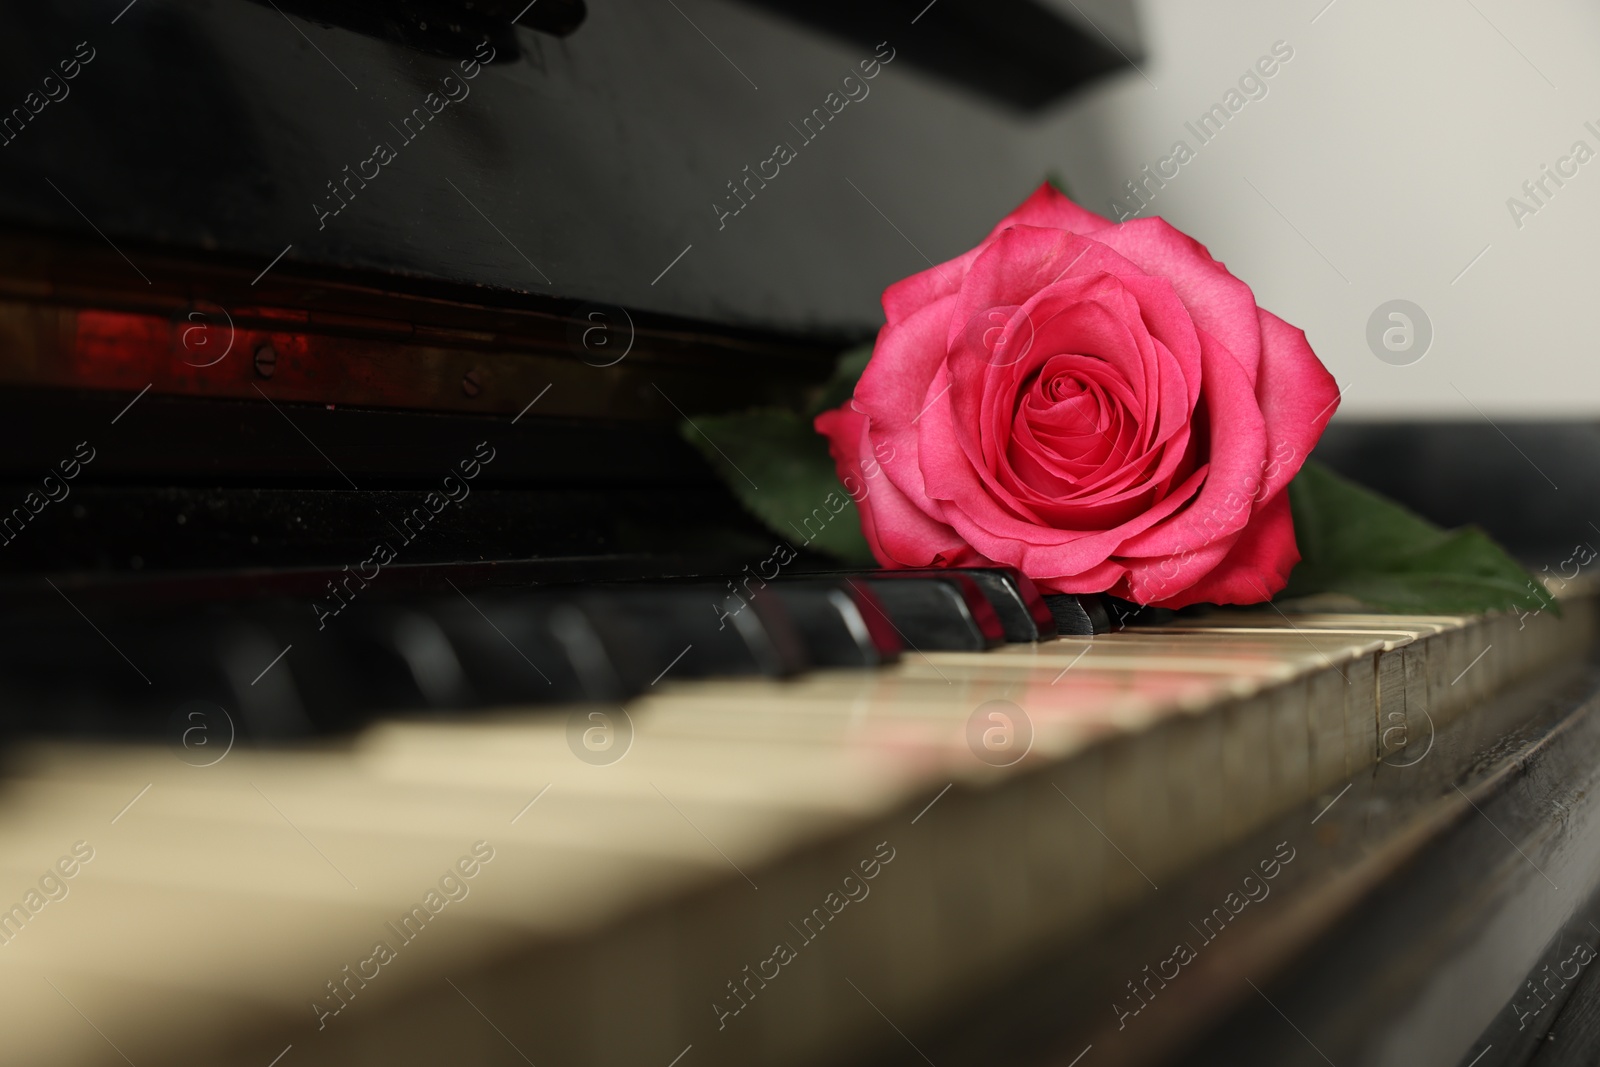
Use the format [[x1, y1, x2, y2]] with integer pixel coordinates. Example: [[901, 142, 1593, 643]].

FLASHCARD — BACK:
[[0, 0, 1139, 335]]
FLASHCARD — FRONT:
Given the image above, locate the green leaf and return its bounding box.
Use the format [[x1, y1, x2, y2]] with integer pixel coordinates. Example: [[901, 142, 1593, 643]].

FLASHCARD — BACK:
[[1283, 460, 1551, 615], [679, 407, 875, 565]]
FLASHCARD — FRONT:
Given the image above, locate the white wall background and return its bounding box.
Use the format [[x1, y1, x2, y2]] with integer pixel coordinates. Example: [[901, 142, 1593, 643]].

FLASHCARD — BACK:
[[1037, 0, 1600, 418]]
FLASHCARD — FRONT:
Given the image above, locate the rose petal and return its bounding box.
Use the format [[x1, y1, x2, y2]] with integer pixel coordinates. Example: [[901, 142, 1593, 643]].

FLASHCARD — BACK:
[[882, 246, 984, 328], [1251, 308, 1342, 502], [920, 371, 1212, 577], [815, 403, 975, 568], [1026, 556, 1130, 596], [971, 280, 1194, 515], [1092, 218, 1264, 387], [855, 293, 964, 527], [1148, 489, 1299, 608], [1113, 326, 1270, 597], [948, 226, 1149, 351], [988, 181, 1115, 239]]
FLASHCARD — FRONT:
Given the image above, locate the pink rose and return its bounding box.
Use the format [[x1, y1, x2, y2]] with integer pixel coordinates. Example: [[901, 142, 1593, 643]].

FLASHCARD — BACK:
[[815, 183, 1340, 608]]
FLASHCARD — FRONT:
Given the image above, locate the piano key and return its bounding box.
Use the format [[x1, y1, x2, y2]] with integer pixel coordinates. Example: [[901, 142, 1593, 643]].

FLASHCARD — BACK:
[[4, 738, 900, 844], [332, 604, 478, 710], [847, 573, 1007, 651], [920, 632, 1389, 679], [1094, 595, 1174, 631], [1126, 627, 1427, 767], [424, 593, 640, 704], [1221, 691, 1275, 838], [0, 755, 856, 1067], [1100, 723, 1168, 900], [1129, 611, 1530, 772], [0, 617, 175, 736], [238, 602, 451, 729], [871, 567, 1061, 641], [1039, 590, 1111, 636], [1044, 630, 1381, 814], [959, 567, 1060, 640], [1305, 667, 1351, 792], [1120, 619, 1417, 775], [0, 609, 321, 741], [1184, 614, 1491, 729], [0, 796, 741, 942], [0, 749, 890, 1066], [0, 879, 608, 1066], [1160, 701, 1227, 868], [1375, 648, 1409, 759], [799, 566, 1060, 641], [1344, 652, 1380, 771], [758, 580, 902, 667], [627, 679, 1137, 762], [1150, 617, 1472, 759], [1126, 624, 1414, 650], [581, 584, 812, 680], [1171, 612, 1467, 631], [0, 969, 257, 1067]]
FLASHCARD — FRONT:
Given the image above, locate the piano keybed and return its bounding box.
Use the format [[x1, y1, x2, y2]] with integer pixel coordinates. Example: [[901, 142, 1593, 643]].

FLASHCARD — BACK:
[[0, 581, 1590, 1067]]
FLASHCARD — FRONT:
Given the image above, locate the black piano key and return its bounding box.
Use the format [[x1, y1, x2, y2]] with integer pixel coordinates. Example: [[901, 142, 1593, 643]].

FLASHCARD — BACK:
[[203, 617, 322, 739], [842, 574, 1003, 652], [248, 600, 464, 719], [761, 580, 901, 668], [890, 567, 1058, 642], [360, 608, 475, 707], [795, 566, 1059, 643], [0, 616, 181, 738], [962, 568, 1058, 641], [582, 584, 811, 682], [161, 593, 643, 728], [543, 599, 646, 697], [0, 605, 328, 741], [198, 601, 455, 735], [424, 594, 635, 706], [1041, 593, 1114, 636], [886, 567, 1055, 642]]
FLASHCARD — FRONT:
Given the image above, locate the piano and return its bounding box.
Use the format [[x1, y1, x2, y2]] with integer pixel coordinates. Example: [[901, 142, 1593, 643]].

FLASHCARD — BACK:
[[2, 3, 1599, 1066]]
